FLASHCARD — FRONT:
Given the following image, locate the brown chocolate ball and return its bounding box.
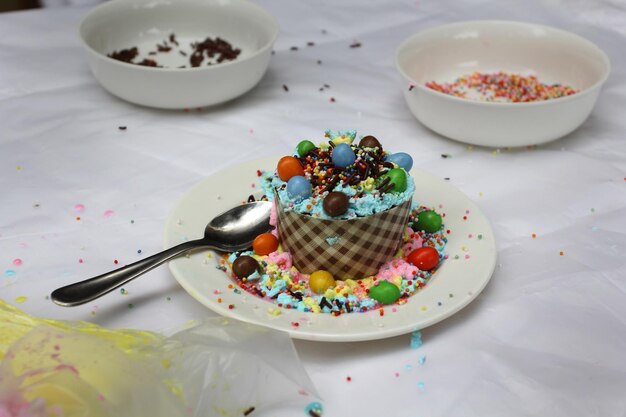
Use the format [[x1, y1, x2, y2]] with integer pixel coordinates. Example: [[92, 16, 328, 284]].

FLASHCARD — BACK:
[[323, 191, 350, 217], [232, 255, 259, 279], [359, 135, 382, 150]]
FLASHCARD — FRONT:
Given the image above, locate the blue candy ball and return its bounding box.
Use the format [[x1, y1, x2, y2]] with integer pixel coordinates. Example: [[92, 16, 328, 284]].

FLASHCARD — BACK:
[[331, 143, 356, 168], [386, 152, 413, 172], [286, 176, 312, 201]]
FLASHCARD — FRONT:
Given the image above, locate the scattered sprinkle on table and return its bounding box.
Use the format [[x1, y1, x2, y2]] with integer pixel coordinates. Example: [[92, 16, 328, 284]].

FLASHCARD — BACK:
[[410, 330, 422, 349], [425, 71, 577, 102]]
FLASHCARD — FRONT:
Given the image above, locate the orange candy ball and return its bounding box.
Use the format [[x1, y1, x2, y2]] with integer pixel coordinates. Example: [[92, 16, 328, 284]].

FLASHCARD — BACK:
[[277, 156, 305, 181], [252, 233, 279, 256]]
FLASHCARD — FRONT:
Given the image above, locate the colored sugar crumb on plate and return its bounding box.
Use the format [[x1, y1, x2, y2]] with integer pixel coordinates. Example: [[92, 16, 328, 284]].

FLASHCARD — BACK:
[[425, 71, 577, 103]]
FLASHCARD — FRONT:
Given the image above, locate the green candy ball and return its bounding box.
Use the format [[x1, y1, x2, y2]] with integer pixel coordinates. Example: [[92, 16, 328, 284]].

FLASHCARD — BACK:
[[296, 140, 316, 157], [414, 210, 443, 233], [369, 281, 401, 305], [384, 168, 407, 192]]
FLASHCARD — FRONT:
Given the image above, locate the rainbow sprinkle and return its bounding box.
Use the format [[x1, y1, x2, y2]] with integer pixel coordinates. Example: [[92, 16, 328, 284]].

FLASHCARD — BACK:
[[425, 71, 578, 103]]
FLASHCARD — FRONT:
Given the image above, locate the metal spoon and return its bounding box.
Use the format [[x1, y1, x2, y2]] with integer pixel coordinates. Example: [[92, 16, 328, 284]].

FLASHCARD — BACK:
[[51, 201, 272, 307]]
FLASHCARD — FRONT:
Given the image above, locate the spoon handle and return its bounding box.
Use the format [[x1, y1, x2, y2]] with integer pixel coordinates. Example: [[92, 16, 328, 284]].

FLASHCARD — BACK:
[[51, 239, 207, 307]]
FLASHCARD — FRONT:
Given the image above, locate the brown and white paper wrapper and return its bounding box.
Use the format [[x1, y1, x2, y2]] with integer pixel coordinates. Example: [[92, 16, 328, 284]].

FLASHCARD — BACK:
[[275, 192, 412, 279]]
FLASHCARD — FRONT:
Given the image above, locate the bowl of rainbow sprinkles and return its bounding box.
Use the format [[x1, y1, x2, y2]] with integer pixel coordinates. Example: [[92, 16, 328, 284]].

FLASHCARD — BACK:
[[220, 130, 449, 316], [396, 20, 610, 147]]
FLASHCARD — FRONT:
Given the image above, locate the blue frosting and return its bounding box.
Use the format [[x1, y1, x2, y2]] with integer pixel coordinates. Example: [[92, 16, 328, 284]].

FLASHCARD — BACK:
[[261, 170, 415, 219]]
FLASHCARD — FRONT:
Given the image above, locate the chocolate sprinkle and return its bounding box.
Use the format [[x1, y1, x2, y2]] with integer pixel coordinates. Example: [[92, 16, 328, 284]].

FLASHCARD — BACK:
[[283, 84, 289, 92], [243, 407, 255, 416]]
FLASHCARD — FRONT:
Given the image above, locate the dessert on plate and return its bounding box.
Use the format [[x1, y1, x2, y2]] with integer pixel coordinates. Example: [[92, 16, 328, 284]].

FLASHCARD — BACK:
[[220, 130, 448, 315]]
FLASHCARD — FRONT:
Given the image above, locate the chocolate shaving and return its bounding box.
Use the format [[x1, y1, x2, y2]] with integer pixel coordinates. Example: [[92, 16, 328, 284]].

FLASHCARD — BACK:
[[319, 297, 333, 310], [157, 43, 171, 52], [107, 34, 240, 68], [107, 47, 138, 63], [290, 290, 304, 301], [190, 37, 241, 67], [380, 183, 395, 194], [137, 59, 159, 67], [376, 176, 391, 190]]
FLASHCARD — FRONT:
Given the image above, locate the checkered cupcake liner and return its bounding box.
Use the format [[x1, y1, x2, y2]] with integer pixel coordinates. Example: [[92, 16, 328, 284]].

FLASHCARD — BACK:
[[275, 192, 412, 279]]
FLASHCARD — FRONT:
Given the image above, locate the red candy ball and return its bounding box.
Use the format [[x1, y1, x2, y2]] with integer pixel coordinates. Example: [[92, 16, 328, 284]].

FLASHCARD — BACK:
[[407, 247, 439, 270], [277, 156, 305, 181], [252, 233, 279, 256]]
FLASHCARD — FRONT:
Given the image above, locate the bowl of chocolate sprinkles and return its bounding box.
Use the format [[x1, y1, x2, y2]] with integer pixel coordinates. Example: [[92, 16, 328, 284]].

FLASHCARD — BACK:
[[79, 0, 278, 109]]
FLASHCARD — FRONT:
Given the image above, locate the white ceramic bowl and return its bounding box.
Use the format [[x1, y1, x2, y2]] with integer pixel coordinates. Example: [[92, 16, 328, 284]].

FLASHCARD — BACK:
[[396, 20, 610, 147], [80, 0, 278, 109]]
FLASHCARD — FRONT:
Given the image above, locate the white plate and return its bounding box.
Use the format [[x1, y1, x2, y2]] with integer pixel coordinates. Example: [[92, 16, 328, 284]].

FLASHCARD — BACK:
[[164, 157, 497, 342]]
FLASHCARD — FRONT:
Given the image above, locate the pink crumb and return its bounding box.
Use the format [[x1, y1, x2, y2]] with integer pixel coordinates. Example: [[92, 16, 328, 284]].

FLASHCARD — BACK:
[[376, 258, 419, 282], [265, 251, 293, 270], [401, 226, 423, 254]]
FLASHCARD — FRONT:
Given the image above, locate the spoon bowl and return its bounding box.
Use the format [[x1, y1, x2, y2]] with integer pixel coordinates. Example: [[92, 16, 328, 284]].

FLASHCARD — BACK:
[[51, 201, 272, 307]]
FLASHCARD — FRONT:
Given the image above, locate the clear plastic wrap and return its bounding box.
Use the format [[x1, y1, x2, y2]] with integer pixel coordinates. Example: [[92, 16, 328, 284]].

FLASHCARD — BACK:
[[0, 300, 321, 417]]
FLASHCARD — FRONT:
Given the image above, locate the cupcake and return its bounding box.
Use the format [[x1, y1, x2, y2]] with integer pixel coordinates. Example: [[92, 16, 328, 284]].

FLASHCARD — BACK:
[[261, 129, 415, 279], [224, 130, 447, 314]]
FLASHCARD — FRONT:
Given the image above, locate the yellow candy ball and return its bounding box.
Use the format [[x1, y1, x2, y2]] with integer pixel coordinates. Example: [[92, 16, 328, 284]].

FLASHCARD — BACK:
[[309, 270, 336, 294]]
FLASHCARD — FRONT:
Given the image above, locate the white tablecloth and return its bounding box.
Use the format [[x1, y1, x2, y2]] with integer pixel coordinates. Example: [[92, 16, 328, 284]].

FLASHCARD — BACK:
[[1, 0, 625, 416]]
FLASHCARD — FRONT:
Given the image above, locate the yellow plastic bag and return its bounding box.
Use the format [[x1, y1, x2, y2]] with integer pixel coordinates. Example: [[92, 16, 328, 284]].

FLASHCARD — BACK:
[[0, 300, 321, 417]]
